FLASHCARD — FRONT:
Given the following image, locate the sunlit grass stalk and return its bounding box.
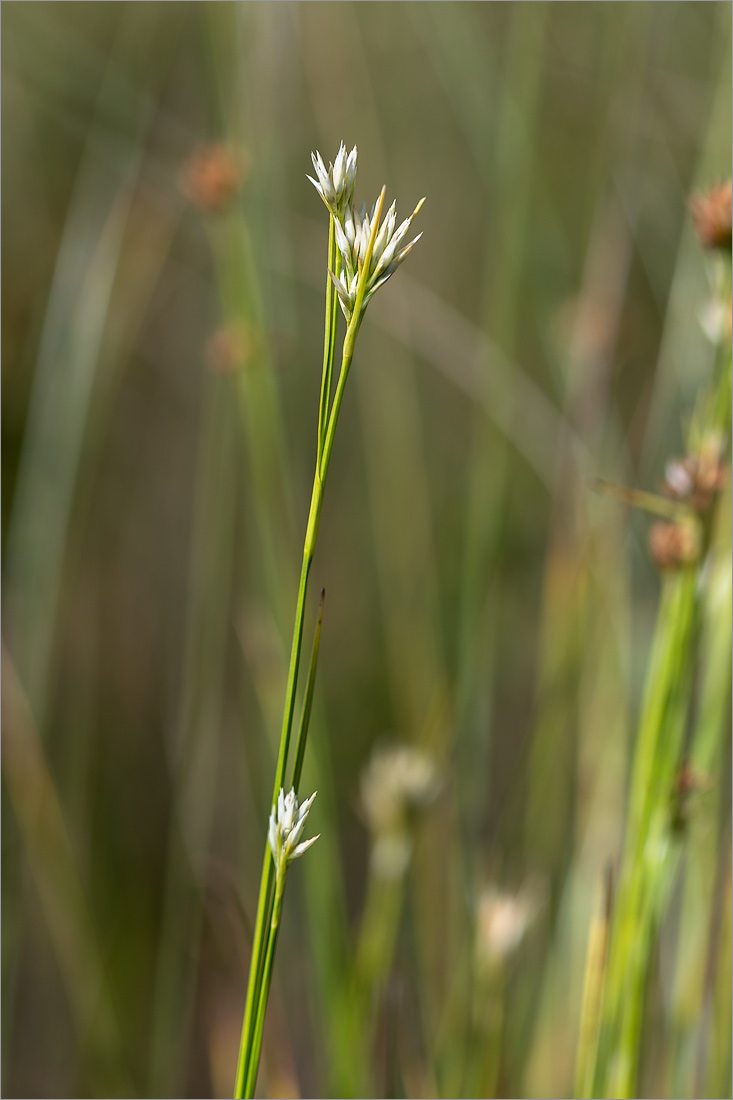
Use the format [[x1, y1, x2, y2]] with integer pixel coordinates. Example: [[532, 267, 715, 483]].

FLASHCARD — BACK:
[[708, 849, 732, 1097], [669, 472, 732, 1096], [593, 551, 696, 1099], [592, 337, 732, 1098], [575, 867, 613, 1100]]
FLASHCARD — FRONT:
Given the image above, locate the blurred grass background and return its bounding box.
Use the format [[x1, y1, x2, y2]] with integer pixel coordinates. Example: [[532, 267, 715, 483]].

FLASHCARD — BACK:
[[2, 3, 731, 1097]]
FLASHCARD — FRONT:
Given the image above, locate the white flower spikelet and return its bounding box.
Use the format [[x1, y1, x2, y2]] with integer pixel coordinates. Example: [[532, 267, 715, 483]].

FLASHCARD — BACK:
[[268, 788, 319, 876], [307, 142, 358, 217], [330, 195, 425, 321]]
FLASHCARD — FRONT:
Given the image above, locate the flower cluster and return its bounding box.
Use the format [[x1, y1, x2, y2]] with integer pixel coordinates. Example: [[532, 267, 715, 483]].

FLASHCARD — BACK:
[[268, 788, 319, 876], [309, 143, 425, 321]]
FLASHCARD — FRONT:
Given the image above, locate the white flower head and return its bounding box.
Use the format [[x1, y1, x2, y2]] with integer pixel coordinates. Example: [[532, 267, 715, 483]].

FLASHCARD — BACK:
[[307, 142, 358, 217], [330, 193, 425, 321], [268, 788, 319, 875]]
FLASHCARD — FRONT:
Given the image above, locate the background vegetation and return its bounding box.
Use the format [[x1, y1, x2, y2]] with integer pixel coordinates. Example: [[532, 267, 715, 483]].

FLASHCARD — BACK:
[[2, 3, 731, 1097]]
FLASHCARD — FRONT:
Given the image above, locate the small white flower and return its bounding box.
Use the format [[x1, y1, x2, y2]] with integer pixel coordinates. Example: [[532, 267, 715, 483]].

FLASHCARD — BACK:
[[268, 788, 319, 875], [307, 142, 358, 216]]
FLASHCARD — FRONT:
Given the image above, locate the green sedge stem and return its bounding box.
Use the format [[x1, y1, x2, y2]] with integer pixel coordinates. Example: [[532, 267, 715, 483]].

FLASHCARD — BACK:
[[234, 184, 387, 1100], [233, 852, 273, 1097], [317, 216, 337, 462], [244, 868, 286, 1097], [592, 347, 732, 1099], [234, 548, 312, 1099], [291, 588, 325, 796]]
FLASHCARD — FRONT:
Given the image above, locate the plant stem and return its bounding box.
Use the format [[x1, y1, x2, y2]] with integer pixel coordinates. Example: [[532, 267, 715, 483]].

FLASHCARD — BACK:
[[245, 869, 287, 1097], [234, 185, 386, 1100], [234, 549, 312, 1099], [291, 589, 325, 795], [317, 217, 338, 464]]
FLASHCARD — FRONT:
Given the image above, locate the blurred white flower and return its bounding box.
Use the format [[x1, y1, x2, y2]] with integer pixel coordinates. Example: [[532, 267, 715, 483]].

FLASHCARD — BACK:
[[475, 881, 545, 970], [698, 298, 731, 345], [360, 744, 439, 879], [361, 743, 439, 833], [371, 832, 413, 880], [268, 788, 319, 875]]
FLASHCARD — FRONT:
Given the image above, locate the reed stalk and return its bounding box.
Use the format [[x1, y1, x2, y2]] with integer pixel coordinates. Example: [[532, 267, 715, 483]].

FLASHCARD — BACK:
[[233, 145, 425, 1096]]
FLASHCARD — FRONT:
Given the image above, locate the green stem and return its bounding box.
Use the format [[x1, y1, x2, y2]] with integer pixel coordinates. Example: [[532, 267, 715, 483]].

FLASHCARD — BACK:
[[233, 850, 274, 1097], [234, 548, 313, 1099], [232, 328, 341, 1100], [245, 868, 287, 1097], [290, 588, 325, 796], [317, 217, 338, 463]]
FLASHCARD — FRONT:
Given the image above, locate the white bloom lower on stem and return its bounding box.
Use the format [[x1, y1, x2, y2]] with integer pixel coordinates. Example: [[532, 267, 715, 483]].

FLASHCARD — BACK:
[[268, 788, 319, 875]]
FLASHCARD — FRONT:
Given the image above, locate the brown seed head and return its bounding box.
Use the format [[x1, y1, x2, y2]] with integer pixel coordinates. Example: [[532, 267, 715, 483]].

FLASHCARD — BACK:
[[179, 144, 246, 213], [689, 181, 732, 251], [648, 521, 700, 572]]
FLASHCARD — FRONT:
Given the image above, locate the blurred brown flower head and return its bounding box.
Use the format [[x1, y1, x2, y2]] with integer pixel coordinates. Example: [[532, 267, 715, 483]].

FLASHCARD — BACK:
[[205, 323, 259, 374], [179, 144, 246, 213], [648, 521, 700, 572], [689, 181, 732, 250], [671, 761, 714, 832]]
